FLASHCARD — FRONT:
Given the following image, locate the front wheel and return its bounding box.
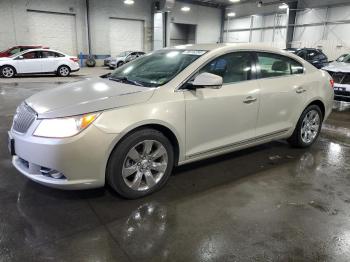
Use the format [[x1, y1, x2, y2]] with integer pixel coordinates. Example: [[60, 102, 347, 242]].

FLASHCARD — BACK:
[[107, 129, 174, 199], [57, 65, 71, 77], [1, 65, 16, 78], [288, 105, 323, 148]]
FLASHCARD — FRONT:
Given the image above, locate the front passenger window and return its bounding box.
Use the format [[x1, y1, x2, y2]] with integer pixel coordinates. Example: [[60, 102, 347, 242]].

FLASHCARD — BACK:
[[199, 52, 253, 84]]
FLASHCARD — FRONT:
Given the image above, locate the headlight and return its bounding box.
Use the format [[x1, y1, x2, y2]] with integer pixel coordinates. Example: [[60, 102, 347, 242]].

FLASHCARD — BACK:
[[33, 112, 100, 138]]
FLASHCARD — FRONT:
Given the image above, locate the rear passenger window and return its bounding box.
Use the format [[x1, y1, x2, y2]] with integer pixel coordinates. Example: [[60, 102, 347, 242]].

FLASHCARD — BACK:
[[199, 52, 253, 84], [257, 52, 303, 78]]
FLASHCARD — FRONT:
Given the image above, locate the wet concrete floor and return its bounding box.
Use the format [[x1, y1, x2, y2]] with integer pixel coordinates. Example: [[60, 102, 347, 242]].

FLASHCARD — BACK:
[[0, 80, 349, 261]]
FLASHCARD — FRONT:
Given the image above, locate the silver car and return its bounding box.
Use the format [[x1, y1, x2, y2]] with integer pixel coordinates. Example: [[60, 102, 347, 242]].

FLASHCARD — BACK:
[[108, 51, 145, 69], [9, 44, 334, 199]]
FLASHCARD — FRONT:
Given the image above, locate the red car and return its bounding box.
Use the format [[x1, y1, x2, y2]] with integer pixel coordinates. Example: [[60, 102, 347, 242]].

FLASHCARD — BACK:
[[0, 45, 49, 57]]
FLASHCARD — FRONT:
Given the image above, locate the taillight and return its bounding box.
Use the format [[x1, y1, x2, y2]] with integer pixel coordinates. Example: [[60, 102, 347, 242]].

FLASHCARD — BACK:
[[70, 57, 79, 63], [330, 79, 334, 88]]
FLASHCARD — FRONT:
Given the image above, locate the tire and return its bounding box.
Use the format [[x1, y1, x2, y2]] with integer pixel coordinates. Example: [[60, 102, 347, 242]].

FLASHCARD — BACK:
[[57, 65, 71, 77], [1, 65, 16, 78], [117, 61, 124, 68], [288, 105, 323, 148], [107, 129, 174, 199], [86, 57, 96, 67]]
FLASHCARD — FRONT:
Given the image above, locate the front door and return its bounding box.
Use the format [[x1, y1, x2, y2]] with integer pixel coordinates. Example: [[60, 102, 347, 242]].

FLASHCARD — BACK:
[[14, 51, 42, 74], [184, 52, 260, 158]]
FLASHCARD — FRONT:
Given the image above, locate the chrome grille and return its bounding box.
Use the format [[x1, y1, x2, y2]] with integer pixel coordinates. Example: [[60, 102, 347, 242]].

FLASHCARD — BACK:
[[12, 103, 37, 134]]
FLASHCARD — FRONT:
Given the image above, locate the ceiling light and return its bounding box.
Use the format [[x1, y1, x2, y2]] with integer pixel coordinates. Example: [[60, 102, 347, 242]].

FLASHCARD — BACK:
[[227, 12, 236, 17], [229, 0, 240, 3], [124, 0, 134, 5], [181, 6, 190, 12], [279, 3, 289, 9]]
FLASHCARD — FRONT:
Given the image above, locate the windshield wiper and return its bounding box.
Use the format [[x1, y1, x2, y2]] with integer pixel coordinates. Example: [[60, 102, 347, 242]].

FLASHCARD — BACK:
[[109, 76, 145, 87]]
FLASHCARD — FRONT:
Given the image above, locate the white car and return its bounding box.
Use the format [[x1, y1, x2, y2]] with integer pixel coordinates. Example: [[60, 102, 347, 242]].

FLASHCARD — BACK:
[[9, 44, 334, 199], [0, 49, 80, 78], [323, 54, 350, 108]]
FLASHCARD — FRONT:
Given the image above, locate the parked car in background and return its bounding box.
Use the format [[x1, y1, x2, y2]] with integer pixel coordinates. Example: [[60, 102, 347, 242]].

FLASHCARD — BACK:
[[0, 45, 49, 57], [285, 48, 329, 69], [334, 53, 349, 62], [323, 54, 350, 107], [0, 49, 79, 78], [108, 51, 146, 69], [8, 44, 333, 199]]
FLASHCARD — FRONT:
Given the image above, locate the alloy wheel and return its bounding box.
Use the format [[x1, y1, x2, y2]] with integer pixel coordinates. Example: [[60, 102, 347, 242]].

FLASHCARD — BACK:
[[301, 109, 320, 144], [2, 67, 14, 78], [59, 66, 69, 76], [122, 140, 168, 191]]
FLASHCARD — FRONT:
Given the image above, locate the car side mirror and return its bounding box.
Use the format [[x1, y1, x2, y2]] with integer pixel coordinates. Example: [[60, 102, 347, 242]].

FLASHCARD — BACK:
[[192, 72, 223, 89], [16, 55, 24, 60]]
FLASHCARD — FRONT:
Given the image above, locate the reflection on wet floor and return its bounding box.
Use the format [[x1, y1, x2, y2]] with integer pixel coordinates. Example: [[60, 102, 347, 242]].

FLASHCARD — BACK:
[[0, 80, 349, 261]]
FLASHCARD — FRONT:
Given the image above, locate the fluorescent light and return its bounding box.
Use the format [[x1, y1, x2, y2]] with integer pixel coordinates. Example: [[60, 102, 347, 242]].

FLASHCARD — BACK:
[[279, 3, 289, 9], [181, 6, 190, 12], [227, 12, 236, 17], [229, 0, 240, 3], [124, 0, 134, 5]]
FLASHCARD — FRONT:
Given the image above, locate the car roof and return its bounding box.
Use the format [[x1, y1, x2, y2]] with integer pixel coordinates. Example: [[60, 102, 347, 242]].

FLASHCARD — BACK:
[[165, 43, 295, 55], [20, 48, 65, 54]]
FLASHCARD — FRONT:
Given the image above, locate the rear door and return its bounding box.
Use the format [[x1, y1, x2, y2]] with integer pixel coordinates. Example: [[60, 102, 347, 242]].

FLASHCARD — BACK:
[[40, 51, 63, 72], [255, 52, 307, 137], [14, 51, 42, 73]]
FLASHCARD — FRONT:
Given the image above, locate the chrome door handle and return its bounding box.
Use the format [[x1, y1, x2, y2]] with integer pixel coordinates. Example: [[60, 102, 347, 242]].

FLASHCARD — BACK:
[[243, 96, 257, 104], [296, 87, 306, 94]]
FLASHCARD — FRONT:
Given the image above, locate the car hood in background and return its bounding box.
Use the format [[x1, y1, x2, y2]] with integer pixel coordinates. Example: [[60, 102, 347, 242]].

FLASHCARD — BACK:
[[323, 62, 350, 73], [26, 78, 155, 119]]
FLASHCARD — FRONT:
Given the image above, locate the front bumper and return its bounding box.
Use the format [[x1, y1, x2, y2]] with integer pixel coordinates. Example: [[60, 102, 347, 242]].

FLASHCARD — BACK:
[[10, 122, 118, 190]]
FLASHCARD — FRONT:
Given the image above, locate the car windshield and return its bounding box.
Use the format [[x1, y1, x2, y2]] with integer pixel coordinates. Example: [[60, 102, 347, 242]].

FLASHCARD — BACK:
[[338, 54, 350, 63], [117, 51, 132, 57], [9, 50, 28, 58], [109, 50, 206, 87]]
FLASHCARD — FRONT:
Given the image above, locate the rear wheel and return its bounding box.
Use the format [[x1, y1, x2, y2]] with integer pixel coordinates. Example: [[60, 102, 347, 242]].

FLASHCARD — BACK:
[[288, 105, 323, 148], [1, 65, 16, 78], [107, 129, 174, 199], [57, 65, 70, 77]]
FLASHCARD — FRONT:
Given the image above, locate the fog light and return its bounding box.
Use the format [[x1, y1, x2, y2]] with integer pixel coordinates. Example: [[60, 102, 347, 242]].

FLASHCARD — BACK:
[[40, 167, 66, 179]]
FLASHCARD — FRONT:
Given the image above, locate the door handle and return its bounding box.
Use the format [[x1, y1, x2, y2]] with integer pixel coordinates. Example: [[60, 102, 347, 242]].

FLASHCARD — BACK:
[[296, 87, 306, 94], [243, 96, 257, 104]]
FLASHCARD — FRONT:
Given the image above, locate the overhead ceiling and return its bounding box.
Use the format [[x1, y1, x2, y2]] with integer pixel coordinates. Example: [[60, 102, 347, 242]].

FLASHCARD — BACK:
[[177, 0, 292, 8]]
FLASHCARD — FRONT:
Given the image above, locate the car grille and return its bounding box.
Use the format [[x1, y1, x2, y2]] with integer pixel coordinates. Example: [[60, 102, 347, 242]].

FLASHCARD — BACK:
[[12, 103, 37, 134], [326, 71, 350, 85]]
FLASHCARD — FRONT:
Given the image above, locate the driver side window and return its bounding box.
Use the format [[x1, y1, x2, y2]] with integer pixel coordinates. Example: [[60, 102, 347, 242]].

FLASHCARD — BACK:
[[198, 52, 253, 84]]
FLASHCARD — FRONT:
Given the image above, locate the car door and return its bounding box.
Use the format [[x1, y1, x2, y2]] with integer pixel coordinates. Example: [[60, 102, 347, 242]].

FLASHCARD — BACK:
[[255, 52, 307, 137], [41, 51, 61, 72], [14, 51, 42, 73], [184, 52, 260, 157]]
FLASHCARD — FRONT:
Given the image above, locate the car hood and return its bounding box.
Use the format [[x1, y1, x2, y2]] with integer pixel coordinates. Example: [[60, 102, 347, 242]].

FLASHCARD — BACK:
[[323, 62, 350, 73], [0, 57, 12, 61], [26, 78, 155, 119]]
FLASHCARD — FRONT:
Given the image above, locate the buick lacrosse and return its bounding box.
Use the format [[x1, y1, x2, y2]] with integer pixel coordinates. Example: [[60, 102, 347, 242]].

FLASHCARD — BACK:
[[9, 44, 334, 199]]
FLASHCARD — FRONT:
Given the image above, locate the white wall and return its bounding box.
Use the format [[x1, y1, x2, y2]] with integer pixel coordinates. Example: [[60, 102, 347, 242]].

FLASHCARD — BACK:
[[89, 0, 153, 55], [0, 0, 87, 54], [293, 5, 350, 60], [224, 13, 287, 49], [170, 3, 221, 44]]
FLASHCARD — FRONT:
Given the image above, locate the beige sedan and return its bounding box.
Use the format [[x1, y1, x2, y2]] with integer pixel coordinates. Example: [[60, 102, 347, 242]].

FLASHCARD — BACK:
[[9, 44, 334, 198]]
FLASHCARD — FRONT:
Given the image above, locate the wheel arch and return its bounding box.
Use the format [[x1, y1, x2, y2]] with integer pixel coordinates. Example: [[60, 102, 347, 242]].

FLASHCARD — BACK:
[[1, 64, 17, 74], [107, 123, 182, 168], [305, 99, 325, 119]]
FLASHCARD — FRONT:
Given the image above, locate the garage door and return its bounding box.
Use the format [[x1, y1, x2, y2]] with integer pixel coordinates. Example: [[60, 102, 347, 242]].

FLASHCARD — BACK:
[[27, 11, 77, 56], [109, 18, 144, 56]]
